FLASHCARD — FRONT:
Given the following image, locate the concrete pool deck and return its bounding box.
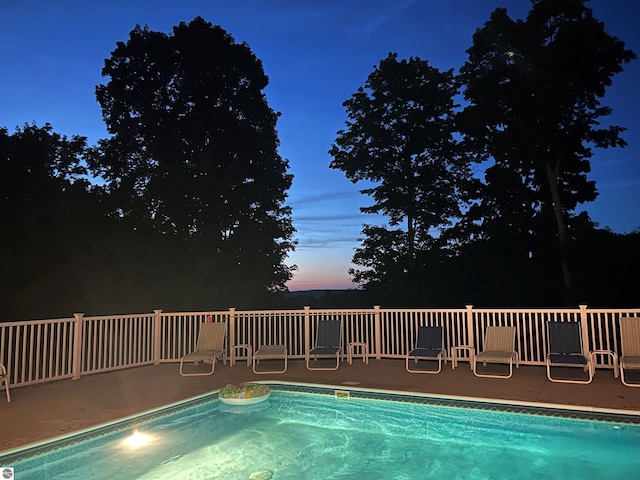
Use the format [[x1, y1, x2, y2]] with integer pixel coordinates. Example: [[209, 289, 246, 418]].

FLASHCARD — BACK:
[[1, 358, 639, 453]]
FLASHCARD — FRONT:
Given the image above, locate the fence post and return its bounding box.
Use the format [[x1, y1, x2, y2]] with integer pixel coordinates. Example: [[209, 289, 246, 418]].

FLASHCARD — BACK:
[[304, 306, 311, 358], [72, 313, 84, 380], [153, 310, 162, 365], [228, 308, 236, 356], [579, 304, 590, 364], [373, 305, 382, 360], [465, 305, 475, 349]]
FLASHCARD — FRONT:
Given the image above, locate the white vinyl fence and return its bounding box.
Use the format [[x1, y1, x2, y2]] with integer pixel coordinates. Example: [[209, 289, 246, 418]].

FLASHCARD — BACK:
[[1, 305, 638, 388]]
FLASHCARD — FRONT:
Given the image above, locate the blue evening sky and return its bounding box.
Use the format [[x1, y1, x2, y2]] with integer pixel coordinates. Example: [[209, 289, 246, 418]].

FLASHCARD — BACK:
[[1, 1, 638, 290]]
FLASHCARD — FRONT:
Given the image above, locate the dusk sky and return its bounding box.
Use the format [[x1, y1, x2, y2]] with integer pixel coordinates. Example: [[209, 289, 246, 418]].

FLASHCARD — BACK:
[[1, 0, 639, 291]]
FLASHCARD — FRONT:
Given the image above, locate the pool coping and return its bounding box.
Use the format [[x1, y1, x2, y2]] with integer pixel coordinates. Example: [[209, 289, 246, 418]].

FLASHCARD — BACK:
[[2, 380, 640, 463]]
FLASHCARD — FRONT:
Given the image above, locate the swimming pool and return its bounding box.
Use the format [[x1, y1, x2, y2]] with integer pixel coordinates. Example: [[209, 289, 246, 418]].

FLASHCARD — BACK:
[[2, 384, 640, 479]]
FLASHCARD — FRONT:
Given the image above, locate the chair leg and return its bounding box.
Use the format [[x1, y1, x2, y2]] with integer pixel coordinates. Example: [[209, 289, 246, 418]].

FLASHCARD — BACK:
[[406, 356, 442, 374], [620, 366, 640, 387], [546, 361, 593, 384], [253, 355, 287, 374], [179, 358, 216, 376], [306, 354, 341, 371], [473, 359, 514, 379], [1, 378, 9, 403]]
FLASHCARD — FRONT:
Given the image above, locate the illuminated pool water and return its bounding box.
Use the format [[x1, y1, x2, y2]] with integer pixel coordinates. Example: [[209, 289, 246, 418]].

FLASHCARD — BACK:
[[2, 385, 640, 479]]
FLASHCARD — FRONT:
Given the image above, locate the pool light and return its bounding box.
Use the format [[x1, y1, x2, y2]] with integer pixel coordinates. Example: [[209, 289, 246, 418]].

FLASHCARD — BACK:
[[122, 430, 154, 449]]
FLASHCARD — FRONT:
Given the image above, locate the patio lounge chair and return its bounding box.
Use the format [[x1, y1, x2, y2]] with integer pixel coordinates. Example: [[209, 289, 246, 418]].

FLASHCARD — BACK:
[[0, 364, 10, 402], [620, 317, 640, 387], [179, 322, 227, 376], [473, 326, 519, 379], [306, 319, 342, 370], [253, 344, 288, 374], [546, 321, 593, 384], [406, 326, 446, 374]]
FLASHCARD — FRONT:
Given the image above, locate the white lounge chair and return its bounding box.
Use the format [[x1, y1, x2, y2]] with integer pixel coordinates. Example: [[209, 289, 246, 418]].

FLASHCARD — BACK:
[[1, 364, 10, 402], [253, 345, 288, 374], [620, 317, 640, 387], [179, 322, 227, 376], [473, 326, 519, 378]]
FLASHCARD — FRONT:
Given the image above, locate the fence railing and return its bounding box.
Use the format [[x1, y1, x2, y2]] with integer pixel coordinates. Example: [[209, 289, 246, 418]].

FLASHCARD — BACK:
[[1, 305, 638, 389]]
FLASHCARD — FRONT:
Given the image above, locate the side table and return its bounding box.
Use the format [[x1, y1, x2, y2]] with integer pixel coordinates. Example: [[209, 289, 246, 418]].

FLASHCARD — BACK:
[[230, 344, 252, 367], [451, 345, 475, 370], [347, 342, 368, 365], [589, 350, 619, 378]]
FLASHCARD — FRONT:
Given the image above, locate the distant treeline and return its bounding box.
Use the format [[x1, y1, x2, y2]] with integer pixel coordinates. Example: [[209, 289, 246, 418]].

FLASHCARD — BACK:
[[278, 227, 640, 311]]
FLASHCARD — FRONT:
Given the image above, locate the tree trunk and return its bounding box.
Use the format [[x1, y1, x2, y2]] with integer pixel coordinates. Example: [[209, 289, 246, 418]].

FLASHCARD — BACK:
[[407, 214, 415, 260], [544, 155, 574, 306]]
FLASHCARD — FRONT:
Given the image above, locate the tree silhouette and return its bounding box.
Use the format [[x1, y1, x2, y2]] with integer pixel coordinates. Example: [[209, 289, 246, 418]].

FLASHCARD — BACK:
[[457, 0, 637, 305], [91, 17, 296, 297], [0, 124, 94, 319], [330, 54, 474, 290]]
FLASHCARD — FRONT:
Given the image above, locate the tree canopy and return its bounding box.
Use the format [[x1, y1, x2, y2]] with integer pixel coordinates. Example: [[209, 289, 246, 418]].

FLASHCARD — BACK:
[[329, 53, 475, 292], [0, 124, 98, 318], [1, 18, 297, 320], [457, 0, 636, 304], [91, 16, 296, 297], [330, 0, 638, 306]]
